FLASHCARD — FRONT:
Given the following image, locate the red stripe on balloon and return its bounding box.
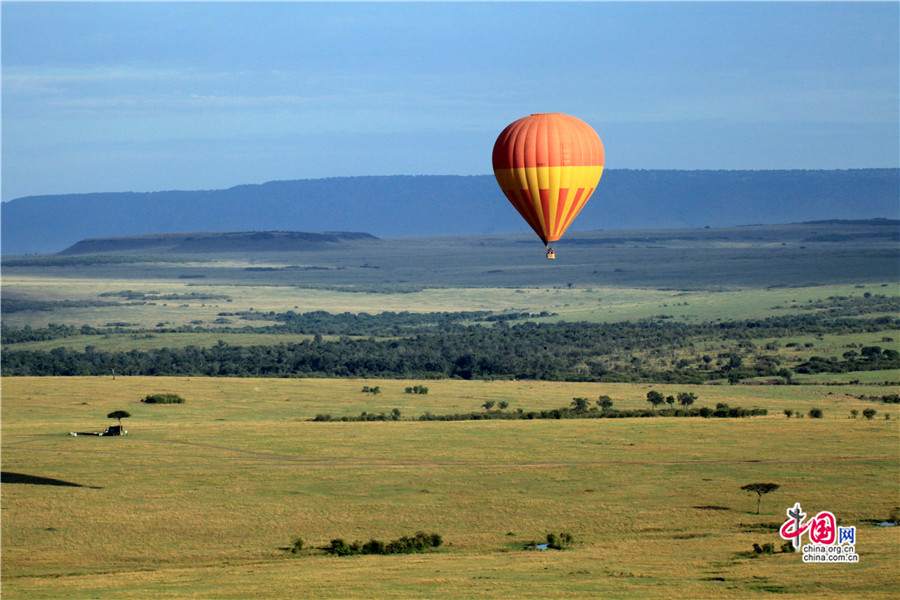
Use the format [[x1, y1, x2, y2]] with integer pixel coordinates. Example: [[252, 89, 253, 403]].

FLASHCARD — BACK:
[[560, 188, 588, 231], [553, 188, 570, 238], [539, 188, 552, 238], [505, 189, 546, 243]]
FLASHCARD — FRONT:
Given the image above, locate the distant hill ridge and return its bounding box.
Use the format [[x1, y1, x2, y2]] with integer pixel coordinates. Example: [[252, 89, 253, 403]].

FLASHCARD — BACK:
[[58, 231, 377, 255], [3, 169, 897, 255], [51, 219, 899, 257]]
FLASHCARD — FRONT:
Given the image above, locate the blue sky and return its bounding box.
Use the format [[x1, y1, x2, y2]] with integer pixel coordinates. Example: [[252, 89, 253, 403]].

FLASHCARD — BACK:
[[2, 1, 898, 201]]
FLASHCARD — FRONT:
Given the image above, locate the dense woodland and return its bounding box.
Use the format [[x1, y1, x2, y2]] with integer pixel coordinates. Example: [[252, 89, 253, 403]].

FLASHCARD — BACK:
[[3, 295, 897, 382]]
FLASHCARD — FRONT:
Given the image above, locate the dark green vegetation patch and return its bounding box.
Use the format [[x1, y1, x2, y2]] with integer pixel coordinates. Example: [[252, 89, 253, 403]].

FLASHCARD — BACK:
[[141, 393, 185, 404], [3, 294, 897, 381]]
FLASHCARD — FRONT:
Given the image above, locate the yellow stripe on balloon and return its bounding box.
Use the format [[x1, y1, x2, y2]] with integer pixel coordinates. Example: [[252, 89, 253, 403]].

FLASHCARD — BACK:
[[492, 165, 604, 242]]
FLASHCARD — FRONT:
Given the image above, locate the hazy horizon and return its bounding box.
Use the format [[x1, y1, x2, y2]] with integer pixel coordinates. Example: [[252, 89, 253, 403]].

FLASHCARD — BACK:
[[2, 1, 898, 203]]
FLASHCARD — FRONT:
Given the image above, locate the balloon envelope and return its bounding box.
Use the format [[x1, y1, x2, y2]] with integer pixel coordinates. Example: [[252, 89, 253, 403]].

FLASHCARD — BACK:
[[492, 113, 604, 244]]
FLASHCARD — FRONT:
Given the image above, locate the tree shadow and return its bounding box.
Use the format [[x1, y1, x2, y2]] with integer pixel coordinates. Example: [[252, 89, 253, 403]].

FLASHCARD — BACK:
[[1, 471, 103, 489]]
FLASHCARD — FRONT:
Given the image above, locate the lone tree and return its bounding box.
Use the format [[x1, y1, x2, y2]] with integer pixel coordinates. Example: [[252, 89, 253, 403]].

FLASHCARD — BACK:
[[741, 482, 780, 514], [107, 410, 131, 430]]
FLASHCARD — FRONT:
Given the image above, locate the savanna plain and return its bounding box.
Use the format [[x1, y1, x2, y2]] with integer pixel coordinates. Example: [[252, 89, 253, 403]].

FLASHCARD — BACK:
[[2, 222, 898, 599]]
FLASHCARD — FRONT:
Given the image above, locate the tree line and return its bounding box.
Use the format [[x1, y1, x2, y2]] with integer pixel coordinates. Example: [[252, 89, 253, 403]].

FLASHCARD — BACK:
[[2, 310, 897, 382], [311, 399, 767, 422]]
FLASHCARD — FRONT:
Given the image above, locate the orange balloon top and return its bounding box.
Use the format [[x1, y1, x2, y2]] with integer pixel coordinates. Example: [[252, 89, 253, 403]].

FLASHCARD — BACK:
[[492, 113, 604, 171]]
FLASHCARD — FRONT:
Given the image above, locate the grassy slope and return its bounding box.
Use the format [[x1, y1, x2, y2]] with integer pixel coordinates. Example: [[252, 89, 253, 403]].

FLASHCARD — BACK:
[[2, 377, 898, 599]]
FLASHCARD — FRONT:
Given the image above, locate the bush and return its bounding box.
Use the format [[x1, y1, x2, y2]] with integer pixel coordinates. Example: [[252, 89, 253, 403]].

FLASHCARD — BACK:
[[385, 531, 443, 554], [142, 393, 185, 404], [319, 531, 442, 557], [290, 538, 304, 554], [546, 532, 574, 550], [326, 538, 355, 556], [753, 542, 776, 554], [863, 408, 877, 420], [808, 408, 824, 419], [362, 539, 385, 555]]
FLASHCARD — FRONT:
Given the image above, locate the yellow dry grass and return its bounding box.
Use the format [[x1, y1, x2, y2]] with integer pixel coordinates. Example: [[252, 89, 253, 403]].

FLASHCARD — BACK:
[[2, 376, 898, 599]]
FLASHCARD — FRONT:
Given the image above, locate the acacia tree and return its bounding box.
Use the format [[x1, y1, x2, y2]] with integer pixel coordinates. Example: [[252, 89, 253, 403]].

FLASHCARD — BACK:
[[741, 482, 780, 514], [107, 410, 131, 431]]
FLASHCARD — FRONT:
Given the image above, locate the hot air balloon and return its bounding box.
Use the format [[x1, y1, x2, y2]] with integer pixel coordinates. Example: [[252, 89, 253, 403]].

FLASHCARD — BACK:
[[492, 113, 604, 259]]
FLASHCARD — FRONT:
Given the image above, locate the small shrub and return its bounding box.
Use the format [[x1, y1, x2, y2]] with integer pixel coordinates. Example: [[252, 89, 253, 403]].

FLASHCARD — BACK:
[[290, 538, 304, 554], [863, 408, 877, 420], [784, 409, 793, 418], [808, 408, 824, 419], [546, 532, 574, 550], [752, 542, 776, 554]]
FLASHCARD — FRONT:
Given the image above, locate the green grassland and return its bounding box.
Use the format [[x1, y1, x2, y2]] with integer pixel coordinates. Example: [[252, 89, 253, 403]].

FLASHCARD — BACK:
[[2, 377, 898, 599]]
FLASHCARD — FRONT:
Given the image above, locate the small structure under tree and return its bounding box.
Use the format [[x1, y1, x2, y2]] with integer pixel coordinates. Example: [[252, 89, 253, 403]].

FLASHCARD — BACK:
[[70, 410, 130, 437], [741, 482, 780, 514]]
